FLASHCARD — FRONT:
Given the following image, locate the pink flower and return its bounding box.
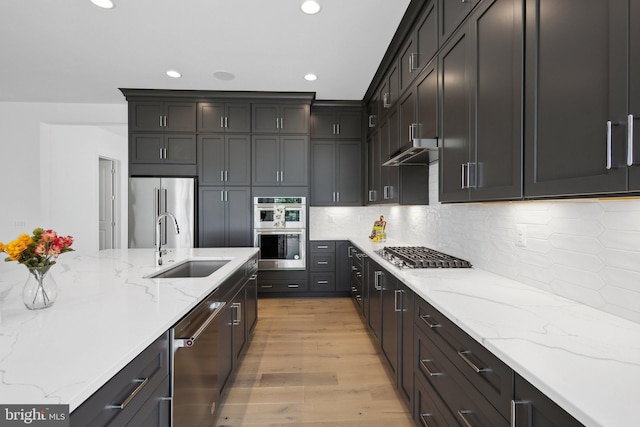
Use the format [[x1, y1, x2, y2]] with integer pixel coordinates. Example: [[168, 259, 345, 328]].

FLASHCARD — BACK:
[[40, 229, 57, 243], [34, 242, 48, 255]]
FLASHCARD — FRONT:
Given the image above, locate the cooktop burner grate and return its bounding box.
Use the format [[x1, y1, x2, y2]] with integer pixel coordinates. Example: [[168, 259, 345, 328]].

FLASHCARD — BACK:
[[376, 246, 472, 269]]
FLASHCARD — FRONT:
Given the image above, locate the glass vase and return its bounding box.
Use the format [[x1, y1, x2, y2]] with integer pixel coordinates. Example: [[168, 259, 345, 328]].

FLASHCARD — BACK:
[[23, 266, 57, 310]]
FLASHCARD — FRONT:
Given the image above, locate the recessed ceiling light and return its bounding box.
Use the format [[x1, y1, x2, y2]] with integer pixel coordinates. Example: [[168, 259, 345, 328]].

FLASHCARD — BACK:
[[304, 73, 318, 81], [213, 71, 236, 81], [90, 0, 115, 9], [301, 1, 321, 15], [166, 70, 181, 78]]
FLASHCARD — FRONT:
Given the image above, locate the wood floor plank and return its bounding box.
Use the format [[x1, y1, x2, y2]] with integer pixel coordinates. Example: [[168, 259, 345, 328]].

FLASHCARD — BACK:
[[216, 297, 414, 426]]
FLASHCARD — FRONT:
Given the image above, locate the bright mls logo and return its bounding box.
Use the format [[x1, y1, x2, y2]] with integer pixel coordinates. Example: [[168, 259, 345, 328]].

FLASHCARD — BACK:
[[0, 405, 69, 426]]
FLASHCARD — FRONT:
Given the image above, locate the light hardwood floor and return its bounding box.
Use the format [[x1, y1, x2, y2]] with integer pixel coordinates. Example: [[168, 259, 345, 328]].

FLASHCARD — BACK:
[[216, 297, 415, 427]]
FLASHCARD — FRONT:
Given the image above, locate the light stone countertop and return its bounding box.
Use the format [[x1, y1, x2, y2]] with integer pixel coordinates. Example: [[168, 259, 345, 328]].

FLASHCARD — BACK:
[[347, 236, 640, 427], [0, 247, 258, 412]]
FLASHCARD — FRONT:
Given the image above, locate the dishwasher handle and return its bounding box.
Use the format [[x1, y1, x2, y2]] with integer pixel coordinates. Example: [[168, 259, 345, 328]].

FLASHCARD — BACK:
[[174, 301, 226, 348]]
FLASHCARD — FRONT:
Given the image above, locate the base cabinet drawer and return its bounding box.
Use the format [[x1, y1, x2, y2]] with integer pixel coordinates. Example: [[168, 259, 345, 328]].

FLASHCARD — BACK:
[[71, 332, 170, 427], [415, 296, 513, 419], [415, 327, 509, 426], [310, 272, 335, 291], [414, 371, 460, 427], [258, 280, 309, 293]]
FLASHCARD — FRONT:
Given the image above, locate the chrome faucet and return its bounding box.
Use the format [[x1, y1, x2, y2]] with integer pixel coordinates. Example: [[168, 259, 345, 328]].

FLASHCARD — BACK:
[[155, 212, 180, 266]]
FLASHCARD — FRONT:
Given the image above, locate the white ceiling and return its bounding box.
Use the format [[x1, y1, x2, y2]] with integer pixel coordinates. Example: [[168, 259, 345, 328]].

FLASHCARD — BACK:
[[0, 0, 411, 104]]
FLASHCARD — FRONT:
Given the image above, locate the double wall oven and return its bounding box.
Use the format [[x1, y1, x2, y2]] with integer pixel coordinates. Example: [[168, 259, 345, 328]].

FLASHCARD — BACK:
[[253, 197, 306, 270]]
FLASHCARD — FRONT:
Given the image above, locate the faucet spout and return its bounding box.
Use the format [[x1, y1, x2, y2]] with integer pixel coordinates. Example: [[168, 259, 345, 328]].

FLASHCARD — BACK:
[[155, 212, 180, 266]]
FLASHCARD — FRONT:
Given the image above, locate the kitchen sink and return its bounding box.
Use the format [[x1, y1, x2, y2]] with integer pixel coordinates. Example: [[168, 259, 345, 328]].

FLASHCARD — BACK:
[[147, 259, 230, 279]]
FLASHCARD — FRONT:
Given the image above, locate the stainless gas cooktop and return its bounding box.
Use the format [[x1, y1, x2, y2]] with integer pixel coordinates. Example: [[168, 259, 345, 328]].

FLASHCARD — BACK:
[[376, 246, 472, 269]]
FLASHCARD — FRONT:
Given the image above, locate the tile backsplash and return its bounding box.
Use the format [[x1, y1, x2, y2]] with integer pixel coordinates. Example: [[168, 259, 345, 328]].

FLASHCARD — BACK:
[[310, 164, 640, 324]]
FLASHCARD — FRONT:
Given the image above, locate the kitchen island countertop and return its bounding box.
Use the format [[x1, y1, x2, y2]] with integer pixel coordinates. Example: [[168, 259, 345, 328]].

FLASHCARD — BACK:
[[0, 247, 258, 412], [348, 236, 640, 427]]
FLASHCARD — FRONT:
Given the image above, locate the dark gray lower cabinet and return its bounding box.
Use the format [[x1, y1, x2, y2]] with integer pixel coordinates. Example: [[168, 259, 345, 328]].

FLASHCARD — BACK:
[[366, 258, 382, 343], [335, 241, 351, 292], [380, 271, 399, 379], [513, 374, 585, 427], [398, 283, 414, 405], [70, 333, 170, 426], [199, 187, 251, 247]]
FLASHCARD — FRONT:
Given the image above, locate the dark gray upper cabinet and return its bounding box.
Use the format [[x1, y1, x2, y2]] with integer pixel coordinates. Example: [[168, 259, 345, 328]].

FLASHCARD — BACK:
[[440, 0, 523, 202], [439, 26, 471, 202], [367, 131, 381, 203], [438, 0, 479, 47], [630, 0, 640, 190], [416, 61, 438, 141], [380, 107, 400, 203], [197, 102, 251, 133], [199, 186, 251, 247], [251, 103, 309, 134], [198, 134, 251, 186], [311, 110, 362, 139], [379, 63, 400, 112], [524, 0, 628, 197], [251, 135, 308, 186], [310, 140, 362, 206], [130, 133, 197, 165], [399, 1, 438, 93], [129, 101, 196, 132]]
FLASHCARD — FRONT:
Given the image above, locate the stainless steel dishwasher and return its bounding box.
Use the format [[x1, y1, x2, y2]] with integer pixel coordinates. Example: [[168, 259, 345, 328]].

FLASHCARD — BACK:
[[171, 291, 226, 427]]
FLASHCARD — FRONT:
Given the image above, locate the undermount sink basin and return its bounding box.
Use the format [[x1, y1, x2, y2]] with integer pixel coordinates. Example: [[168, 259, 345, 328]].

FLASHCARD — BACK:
[[147, 259, 230, 279]]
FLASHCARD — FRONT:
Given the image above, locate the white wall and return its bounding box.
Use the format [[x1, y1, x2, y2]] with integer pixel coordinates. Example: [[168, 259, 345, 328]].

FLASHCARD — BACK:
[[0, 102, 127, 288], [310, 164, 640, 324]]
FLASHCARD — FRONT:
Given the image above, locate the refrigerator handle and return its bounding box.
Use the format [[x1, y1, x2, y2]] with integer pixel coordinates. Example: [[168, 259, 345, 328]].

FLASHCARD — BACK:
[[162, 188, 168, 245], [153, 187, 160, 247]]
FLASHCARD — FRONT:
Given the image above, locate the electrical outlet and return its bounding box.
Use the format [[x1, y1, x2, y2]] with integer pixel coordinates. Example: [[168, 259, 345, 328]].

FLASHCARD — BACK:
[[515, 224, 527, 247]]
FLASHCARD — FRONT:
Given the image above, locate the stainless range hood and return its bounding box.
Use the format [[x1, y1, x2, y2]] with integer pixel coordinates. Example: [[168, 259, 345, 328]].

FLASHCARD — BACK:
[[382, 138, 439, 166]]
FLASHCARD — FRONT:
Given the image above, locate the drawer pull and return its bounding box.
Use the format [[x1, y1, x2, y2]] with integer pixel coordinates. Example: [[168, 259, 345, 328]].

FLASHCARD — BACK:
[[288, 284, 299, 288], [107, 378, 149, 410], [419, 413, 435, 427], [317, 280, 329, 285], [316, 245, 329, 249], [316, 261, 329, 265], [420, 314, 441, 329], [457, 350, 489, 373], [457, 410, 476, 427], [420, 359, 443, 377], [260, 285, 273, 289]]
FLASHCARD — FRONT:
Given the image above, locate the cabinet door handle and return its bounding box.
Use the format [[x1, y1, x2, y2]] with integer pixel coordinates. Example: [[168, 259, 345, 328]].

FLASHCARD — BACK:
[[374, 271, 382, 290], [336, 123, 340, 134], [225, 170, 228, 182], [276, 171, 280, 182], [107, 378, 149, 410], [457, 350, 489, 373], [461, 163, 467, 188], [511, 400, 531, 427], [336, 192, 340, 202], [159, 115, 163, 128], [606, 120, 613, 169], [419, 359, 443, 377], [368, 190, 377, 202], [420, 314, 441, 329], [225, 116, 229, 128], [280, 117, 284, 129], [628, 114, 635, 166], [394, 289, 402, 312], [419, 413, 435, 427], [221, 170, 225, 182], [220, 116, 225, 128], [220, 190, 224, 201], [368, 115, 376, 127], [383, 93, 391, 108], [457, 410, 476, 427], [159, 148, 164, 160], [316, 245, 329, 249], [280, 171, 284, 182], [232, 302, 241, 325]]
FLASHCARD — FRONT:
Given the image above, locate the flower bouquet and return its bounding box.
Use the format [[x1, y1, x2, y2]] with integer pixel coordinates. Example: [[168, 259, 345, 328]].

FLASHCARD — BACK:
[[1, 228, 74, 309]]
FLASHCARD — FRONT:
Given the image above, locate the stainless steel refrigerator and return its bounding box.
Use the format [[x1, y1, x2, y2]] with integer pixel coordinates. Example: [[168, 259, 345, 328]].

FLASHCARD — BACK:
[[128, 177, 196, 248]]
